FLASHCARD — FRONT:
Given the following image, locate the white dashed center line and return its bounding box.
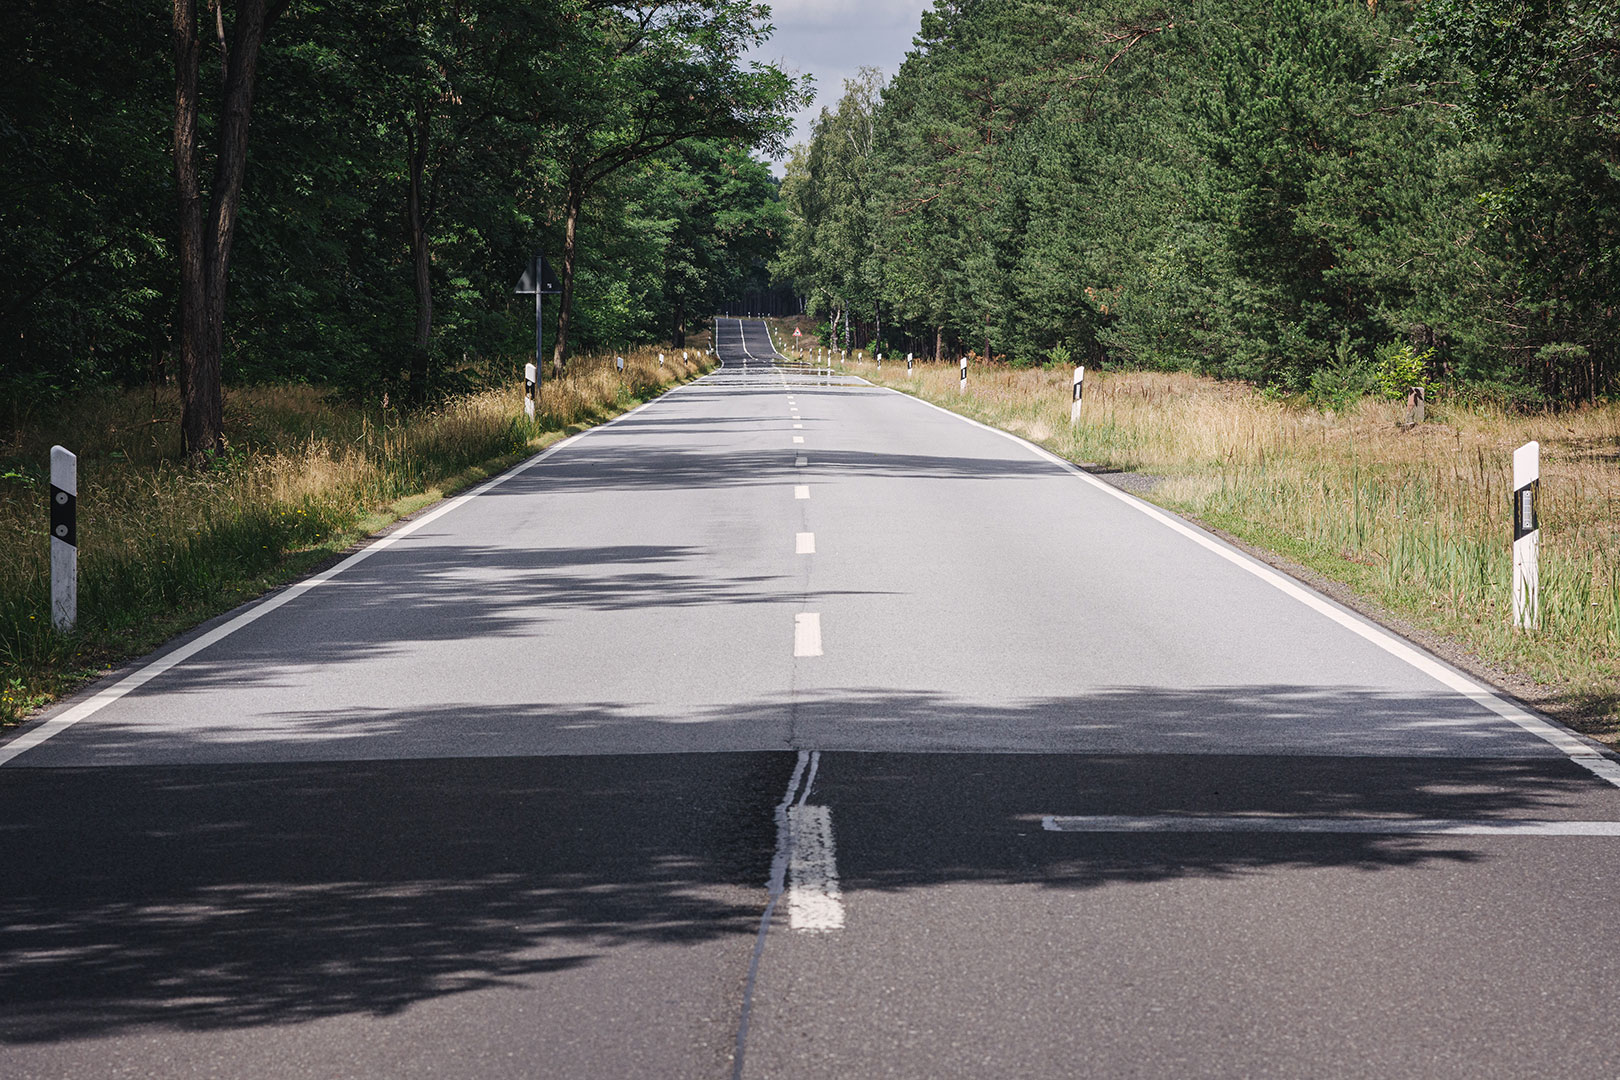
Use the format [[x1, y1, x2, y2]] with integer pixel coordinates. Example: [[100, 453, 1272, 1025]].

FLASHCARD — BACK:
[[796, 532, 815, 554], [795, 485, 809, 499], [794, 613, 822, 656], [792, 436, 804, 444], [795, 456, 807, 467]]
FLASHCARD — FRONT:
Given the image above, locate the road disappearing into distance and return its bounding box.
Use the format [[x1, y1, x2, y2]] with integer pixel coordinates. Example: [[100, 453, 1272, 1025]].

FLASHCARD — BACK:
[[5, 318, 1620, 1078]]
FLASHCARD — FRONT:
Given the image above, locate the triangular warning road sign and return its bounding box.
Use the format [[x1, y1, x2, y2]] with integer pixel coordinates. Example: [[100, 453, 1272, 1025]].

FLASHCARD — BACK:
[[514, 255, 562, 295]]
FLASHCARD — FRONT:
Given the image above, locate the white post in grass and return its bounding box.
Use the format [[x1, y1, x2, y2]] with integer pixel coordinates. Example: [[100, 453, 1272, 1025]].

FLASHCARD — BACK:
[[877, 353, 882, 372], [1512, 441, 1540, 630], [907, 352, 913, 372], [659, 352, 665, 367], [1070, 365, 1085, 424], [616, 355, 625, 374], [50, 445, 76, 633], [523, 362, 537, 420], [960, 355, 968, 393]]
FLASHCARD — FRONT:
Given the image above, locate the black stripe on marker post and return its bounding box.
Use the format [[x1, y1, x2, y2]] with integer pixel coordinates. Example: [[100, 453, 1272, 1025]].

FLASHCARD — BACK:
[[1513, 479, 1539, 541], [50, 485, 76, 548]]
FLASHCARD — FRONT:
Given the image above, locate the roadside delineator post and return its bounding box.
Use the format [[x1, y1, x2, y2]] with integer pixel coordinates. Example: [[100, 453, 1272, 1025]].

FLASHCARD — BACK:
[[50, 445, 76, 633], [960, 355, 968, 393], [1070, 365, 1085, 424], [1406, 385, 1426, 426], [907, 352, 913, 373], [523, 362, 537, 420], [659, 352, 665, 367], [616, 356, 625, 374], [1513, 441, 1540, 630]]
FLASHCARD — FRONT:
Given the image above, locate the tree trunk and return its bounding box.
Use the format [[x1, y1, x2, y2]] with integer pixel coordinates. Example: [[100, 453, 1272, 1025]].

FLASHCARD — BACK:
[[173, 0, 280, 458], [551, 179, 583, 372], [935, 324, 943, 361], [673, 301, 685, 348], [405, 100, 433, 403]]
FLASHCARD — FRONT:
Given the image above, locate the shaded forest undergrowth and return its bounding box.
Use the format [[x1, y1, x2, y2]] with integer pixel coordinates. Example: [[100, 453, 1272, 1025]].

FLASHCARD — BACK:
[[0, 348, 713, 725], [849, 356, 1620, 741]]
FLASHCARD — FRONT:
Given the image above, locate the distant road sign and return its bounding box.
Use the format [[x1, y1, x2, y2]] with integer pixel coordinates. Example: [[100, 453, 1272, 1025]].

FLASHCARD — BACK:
[[514, 255, 562, 295], [793, 328, 802, 337]]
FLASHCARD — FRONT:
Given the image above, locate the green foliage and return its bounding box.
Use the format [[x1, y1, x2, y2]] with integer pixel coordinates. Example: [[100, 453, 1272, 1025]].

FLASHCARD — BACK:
[[0, 1, 796, 411], [770, 0, 1619, 403], [1374, 343, 1433, 400]]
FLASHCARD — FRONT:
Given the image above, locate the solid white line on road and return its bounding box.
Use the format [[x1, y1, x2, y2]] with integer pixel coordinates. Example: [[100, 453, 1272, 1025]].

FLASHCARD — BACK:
[[788, 804, 845, 931], [893, 390, 1620, 790], [732, 750, 812, 1080], [795, 456, 808, 467], [794, 613, 823, 656], [792, 436, 804, 443], [795, 485, 810, 499], [1041, 814, 1620, 836], [796, 532, 816, 554]]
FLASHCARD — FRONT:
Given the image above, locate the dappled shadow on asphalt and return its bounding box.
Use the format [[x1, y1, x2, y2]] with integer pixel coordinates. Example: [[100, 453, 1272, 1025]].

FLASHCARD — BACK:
[[0, 753, 794, 1044], [0, 737, 1611, 1044]]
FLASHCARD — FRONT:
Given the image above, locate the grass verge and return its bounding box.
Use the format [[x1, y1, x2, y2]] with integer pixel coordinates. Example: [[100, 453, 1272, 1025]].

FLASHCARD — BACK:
[[849, 358, 1620, 741], [0, 346, 714, 725]]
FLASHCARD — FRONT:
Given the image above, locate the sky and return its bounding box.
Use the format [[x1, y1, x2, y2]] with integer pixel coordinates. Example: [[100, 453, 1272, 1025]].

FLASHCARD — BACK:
[[746, 0, 933, 175]]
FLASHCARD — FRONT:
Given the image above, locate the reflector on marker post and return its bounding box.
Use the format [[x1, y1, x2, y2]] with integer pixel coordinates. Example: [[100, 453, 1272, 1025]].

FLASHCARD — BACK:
[[523, 362, 537, 420], [1070, 365, 1085, 424], [1512, 441, 1540, 630], [50, 445, 76, 633]]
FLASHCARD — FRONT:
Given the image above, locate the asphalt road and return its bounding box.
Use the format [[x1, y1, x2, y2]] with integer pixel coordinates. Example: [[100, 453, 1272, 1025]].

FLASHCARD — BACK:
[[5, 318, 1620, 1078]]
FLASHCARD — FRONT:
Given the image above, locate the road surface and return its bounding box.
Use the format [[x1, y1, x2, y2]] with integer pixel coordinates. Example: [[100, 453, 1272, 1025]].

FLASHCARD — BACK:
[[5, 318, 1620, 1078]]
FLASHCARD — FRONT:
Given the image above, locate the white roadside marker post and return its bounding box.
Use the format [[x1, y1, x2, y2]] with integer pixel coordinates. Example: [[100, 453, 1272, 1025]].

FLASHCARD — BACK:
[[960, 355, 968, 393], [1070, 365, 1085, 424], [659, 352, 664, 367], [907, 352, 913, 373], [1513, 440, 1540, 630], [877, 353, 881, 372], [50, 445, 77, 633], [523, 362, 537, 420], [616, 355, 625, 374]]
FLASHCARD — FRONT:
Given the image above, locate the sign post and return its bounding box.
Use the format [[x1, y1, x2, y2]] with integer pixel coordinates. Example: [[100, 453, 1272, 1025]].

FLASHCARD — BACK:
[[1513, 441, 1540, 630], [50, 445, 76, 633], [513, 254, 561, 416], [1070, 365, 1085, 424]]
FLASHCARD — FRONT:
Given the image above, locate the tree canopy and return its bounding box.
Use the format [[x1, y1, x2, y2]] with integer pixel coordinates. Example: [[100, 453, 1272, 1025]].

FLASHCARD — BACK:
[[1, 0, 803, 437], [774, 0, 1620, 404]]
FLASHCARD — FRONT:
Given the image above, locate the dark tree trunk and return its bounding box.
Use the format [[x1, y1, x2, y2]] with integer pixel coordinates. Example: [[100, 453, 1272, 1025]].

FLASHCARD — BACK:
[[173, 0, 281, 458], [405, 100, 433, 403], [935, 324, 943, 361], [673, 301, 685, 348], [551, 179, 583, 373]]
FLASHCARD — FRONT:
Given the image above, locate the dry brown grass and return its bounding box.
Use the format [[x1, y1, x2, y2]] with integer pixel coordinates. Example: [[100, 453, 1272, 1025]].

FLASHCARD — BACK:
[[855, 358, 1620, 737], [0, 347, 711, 722]]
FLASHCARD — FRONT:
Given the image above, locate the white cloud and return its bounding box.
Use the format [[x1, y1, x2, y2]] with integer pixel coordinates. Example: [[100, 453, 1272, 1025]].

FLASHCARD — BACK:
[[747, 2, 932, 172]]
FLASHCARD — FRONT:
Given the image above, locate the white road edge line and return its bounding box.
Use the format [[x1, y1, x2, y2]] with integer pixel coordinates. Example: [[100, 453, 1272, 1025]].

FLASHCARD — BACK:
[[796, 532, 815, 555], [1042, 814, 1620, 835], [794, 612, 823, 657], [0, 377, 714, 768], [890, 389, 1620, 789]]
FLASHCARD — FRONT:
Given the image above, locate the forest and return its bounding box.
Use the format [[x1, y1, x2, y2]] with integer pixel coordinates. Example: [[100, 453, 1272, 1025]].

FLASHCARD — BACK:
[[774, 0, 1619, 407], [2, 0, 804, 450]]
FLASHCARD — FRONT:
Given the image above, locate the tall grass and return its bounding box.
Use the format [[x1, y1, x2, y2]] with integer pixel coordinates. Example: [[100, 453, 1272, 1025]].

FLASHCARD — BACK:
[[0, 347, 712, 723], [854, 359, 1620, 736]]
